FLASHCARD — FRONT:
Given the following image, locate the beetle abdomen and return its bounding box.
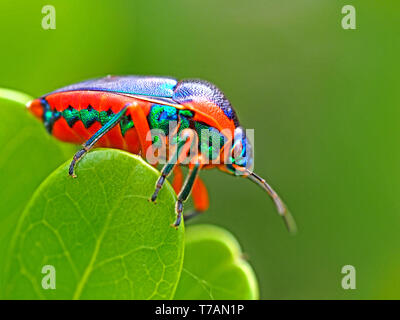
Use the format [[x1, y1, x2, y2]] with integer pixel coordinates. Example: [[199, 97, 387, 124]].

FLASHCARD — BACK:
[[29, 91, 143, 154], [28, 82, 233, 163]]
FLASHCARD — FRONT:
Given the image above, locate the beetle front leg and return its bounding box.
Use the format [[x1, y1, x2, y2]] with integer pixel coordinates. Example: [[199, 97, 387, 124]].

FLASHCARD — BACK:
[[150, 162, 177, 202], [69, 147, 89, 177], [173, 157, 202, 228], [69, 104, 129, 178], [150, 136, 188, 202]]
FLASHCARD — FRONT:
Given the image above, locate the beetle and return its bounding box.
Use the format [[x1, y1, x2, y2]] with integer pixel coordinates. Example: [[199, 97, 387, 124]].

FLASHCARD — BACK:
[[27, 75, 296, 232]]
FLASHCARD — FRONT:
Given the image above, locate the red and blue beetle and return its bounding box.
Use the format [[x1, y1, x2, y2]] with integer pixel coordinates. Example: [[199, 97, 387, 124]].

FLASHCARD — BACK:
[[27, 75, 296, 232]]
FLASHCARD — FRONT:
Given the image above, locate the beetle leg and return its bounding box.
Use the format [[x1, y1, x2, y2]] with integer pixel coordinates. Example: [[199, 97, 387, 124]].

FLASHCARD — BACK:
[[150, 163, 176, 202], [173, 156, 203, 228], [68, 104, 129, 177], [150, 137, 188, 202], [183, 176, 209, 222]]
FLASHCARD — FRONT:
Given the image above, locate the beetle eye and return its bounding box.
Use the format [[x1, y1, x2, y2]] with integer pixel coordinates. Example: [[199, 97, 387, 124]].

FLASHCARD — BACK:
[[231, 141, 247, 168], [224, 127, 253, 175]]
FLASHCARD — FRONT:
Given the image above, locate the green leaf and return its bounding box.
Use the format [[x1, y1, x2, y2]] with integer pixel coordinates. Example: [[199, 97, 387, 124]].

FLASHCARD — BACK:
[[174, 224, 259, 300], [0, 88, 75, 294], [3, 149, 184, 299]]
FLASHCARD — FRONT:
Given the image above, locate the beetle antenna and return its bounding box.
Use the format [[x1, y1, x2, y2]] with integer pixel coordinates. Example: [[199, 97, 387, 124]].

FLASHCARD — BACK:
[[246, 170, 297, 234]]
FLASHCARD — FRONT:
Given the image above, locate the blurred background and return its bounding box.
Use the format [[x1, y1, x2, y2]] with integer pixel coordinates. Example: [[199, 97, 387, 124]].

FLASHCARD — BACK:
[[0, 0, 399, 299]]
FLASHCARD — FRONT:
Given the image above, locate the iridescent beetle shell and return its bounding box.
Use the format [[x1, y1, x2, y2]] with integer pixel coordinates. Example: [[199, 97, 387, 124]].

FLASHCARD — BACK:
[[27, 75, 294, 231]]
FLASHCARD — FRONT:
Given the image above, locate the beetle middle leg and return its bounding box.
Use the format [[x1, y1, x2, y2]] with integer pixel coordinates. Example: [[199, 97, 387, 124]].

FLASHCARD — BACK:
[[150, 135, 189, 202], [68, 104, 129, 177], [172, 155, 204, 228], [172, 166, 209, 223]]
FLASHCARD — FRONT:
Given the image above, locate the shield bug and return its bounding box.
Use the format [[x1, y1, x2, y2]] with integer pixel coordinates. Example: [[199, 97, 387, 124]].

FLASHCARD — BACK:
[[27, 75, 296, 232]]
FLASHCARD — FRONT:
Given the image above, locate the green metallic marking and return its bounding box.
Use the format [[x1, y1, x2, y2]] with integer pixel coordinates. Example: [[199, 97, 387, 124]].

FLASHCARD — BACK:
[[171, 109, 193, 145], [43, 101, 137, 137], [147, 105, 195, 135], [99, 110, 112, 126], [147, 104, 178, 135], [63, 107, 80, 127], [153, 135, 161, 146], [179, 109, 193, 118], [41, 98, 61, 133], [85, 106, 128, 146], [147, 105, 196, 148], [148, 104, 177, 147], [195, 122, 225, 160], [119, 116, 135, 136], [146, 104, 225, 160], [178, 110, 192, 132], [44, 110, 61, 133], [79, 106, 99, 128], [69, 105, 129, 177]]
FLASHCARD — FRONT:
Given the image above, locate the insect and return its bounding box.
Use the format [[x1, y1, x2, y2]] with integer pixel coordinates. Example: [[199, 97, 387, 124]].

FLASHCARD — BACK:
[[27, 75, 296, 232]]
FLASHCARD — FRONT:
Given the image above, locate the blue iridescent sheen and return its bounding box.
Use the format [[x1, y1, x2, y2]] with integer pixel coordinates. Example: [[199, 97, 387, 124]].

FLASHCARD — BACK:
[[45, 76, 178, 98], [173, 79, 239, 125], [226, 127, 253, 172], [41, 98, 61, 133], [147, 104, 178, 135], [42, 76, 240, 127]]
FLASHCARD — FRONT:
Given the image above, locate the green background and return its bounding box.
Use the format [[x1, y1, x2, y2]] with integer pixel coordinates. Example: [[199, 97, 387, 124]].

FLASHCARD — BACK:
[[0, 0, 399, 299]]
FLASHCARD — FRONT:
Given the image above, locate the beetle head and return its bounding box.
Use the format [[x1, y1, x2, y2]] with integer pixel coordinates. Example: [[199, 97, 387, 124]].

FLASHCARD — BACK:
[[223, 127, 253, 176]]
